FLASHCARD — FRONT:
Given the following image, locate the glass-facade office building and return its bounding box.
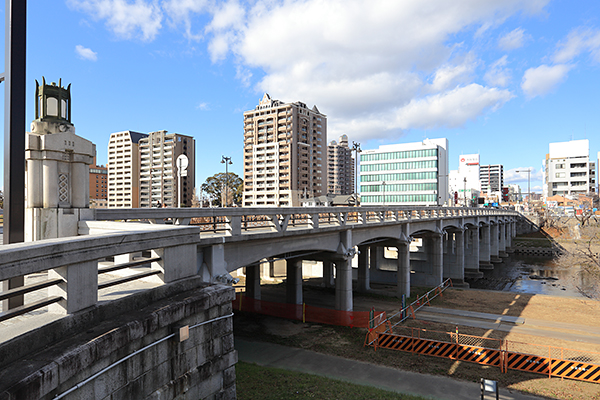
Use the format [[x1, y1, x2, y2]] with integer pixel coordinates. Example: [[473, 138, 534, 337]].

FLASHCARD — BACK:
[[360, 139, 448, 206]]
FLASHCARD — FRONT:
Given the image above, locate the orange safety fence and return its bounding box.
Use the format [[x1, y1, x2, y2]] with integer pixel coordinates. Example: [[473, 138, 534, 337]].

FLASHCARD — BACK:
[[365, 325, 600, 384], [232, 293, 386, 329]]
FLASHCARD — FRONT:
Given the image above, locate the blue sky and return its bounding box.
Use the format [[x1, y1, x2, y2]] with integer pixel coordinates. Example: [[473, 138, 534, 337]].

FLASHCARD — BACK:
[[3, 0, 600, 194]]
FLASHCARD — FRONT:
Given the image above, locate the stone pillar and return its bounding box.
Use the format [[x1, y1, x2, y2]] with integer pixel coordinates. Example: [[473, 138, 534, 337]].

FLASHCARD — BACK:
[[369, 246, 379, 271], [506, 222, 513, 248], [245, 265, 261, 300], [479, 224, 491, 267], [396, 238, 411, 298], [71, 162, 89, 208], [42, 159, 59, 208], [357, 245, 370, 292], [286, 259, 303, 305], [464, 226, 480, 277]]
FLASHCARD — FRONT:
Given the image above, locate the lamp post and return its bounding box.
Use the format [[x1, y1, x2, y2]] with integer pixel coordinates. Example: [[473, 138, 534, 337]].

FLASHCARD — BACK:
[[352, 141, 361, 206], [516, 168, 531, 205], [463, 177, 467, 207], [382, 181, 386, 206], [221, 155, 233, 207]]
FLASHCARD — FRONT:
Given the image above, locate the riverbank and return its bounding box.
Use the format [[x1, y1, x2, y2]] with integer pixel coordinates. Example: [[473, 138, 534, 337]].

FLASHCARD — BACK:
[[234, 285, 600, 400]]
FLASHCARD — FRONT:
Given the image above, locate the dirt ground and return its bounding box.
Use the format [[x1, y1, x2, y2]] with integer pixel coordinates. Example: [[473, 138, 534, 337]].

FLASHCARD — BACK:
[[234, 284, 600, 400]]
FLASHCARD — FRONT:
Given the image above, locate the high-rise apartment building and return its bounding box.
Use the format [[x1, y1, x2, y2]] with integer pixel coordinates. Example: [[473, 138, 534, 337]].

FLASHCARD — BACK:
[[107, 130, 148, 208], [480, 164, 503, 193], [360, 138, 448, 206], [139, 130, 196, 208], [327, 134, 354, 195], [243, 93, 327, 207], [90, 158, 108, 208], [545, 139, 596, 197]]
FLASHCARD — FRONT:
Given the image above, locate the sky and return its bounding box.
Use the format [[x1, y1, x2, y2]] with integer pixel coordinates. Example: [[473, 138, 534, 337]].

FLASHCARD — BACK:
[[2, 0, 600, 195]]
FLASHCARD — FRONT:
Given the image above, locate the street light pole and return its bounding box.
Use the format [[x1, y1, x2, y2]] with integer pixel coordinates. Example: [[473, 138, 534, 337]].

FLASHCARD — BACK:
[[352, 141, 361, 206], [221, 155, 233, 207], [516, 168, 532, 205], [463, 177, 467, 207]]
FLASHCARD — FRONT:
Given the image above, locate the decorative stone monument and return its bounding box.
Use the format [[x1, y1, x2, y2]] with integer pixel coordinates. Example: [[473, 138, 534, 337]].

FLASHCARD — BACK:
[[25, 78, 96, 240]]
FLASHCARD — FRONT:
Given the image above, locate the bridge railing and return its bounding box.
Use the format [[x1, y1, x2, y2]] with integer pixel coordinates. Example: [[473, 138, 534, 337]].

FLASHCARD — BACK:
[[95, 206, 521, 237], [0, 221, 200, 323]]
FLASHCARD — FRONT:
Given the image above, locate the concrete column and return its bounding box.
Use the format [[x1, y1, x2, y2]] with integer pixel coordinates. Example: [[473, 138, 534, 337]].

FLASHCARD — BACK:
[[499, 223, 506, 252], [479, 224, 490, 266], [506, 222, 513, 248], [446, 229, 464, 281], [490, 223, 499, 260], [42, 159, 58, 208], [245, 265, 261, 300], [357, 245, 370, 292], [396, 239, 411, 298], [431, 232, 443, 286], [323, 260, 334, 288], [335, 258, 353, 311], [467, 226, 479, 269], [369, 246, 379, 271], [286, 259, 303, 305], [49, 260, 98, 315]]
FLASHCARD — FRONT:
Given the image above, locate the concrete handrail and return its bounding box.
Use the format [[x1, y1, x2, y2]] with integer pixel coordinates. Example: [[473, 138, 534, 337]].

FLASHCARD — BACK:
[[0, 222, 201, 316]]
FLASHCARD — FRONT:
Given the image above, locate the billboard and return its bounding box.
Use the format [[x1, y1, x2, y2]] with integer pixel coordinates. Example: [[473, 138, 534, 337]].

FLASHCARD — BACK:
[[459, 154, 479, 166]]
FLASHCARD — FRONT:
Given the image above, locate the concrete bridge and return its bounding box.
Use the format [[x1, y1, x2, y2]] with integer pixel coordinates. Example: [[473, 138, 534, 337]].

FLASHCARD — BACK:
[[0, 205, 525, 399]]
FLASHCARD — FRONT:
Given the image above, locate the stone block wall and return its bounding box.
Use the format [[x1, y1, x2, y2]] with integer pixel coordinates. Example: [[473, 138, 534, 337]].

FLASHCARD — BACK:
[[0, 280, 236, 400]]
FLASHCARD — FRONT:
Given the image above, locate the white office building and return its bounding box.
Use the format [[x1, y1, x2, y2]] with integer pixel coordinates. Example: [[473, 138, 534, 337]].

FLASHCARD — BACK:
[[545, 139, 596, 197], [449, 154, 481, 206], [360, 138, 448, 206]]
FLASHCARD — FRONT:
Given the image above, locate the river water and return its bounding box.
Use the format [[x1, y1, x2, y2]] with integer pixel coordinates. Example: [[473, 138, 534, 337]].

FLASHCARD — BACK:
[[466, 254, 593, 298]]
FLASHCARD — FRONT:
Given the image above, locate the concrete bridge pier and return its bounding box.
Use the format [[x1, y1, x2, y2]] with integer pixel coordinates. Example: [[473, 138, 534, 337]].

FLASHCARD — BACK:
[[334, 230, 354, 312], [323, 260, 335, 288], [479, 224, 492, 270], [396, 235, 411, 298], [499, 223, 508, 258], [490, 223, 501, 264], [357, 244, 370, 293], [506, 221, 514, 249], [245, 264, 261, 300], [464, 225, 482, 279], [286, 258, 303, 306], [443, 228, 465, 285], [411, 230, 443, 287]]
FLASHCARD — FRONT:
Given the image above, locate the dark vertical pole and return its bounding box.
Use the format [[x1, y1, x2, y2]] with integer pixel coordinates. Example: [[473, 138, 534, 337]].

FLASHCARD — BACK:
[[3, 0, 27, 309]]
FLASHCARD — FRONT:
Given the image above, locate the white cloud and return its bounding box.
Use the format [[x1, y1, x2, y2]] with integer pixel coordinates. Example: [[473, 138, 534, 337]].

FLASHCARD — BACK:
[[196, 102, 209, 110], [484, 56, 511, 87], [505, 168, 542, 184], [428, 54, 478, 92], [163, 0, 209, 40], [553, 27, 600, 64], [498, 28, 527, 51], [521, 64, 573, 98], [75, 45, 98, 61], [67, 0, 163, 41]]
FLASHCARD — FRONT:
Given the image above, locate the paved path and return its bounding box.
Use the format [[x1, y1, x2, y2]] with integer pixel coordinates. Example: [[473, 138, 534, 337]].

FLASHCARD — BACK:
[[235, 338, 546, 400]]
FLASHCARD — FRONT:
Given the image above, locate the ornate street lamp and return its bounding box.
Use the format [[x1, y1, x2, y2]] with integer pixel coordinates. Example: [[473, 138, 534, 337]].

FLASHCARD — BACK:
[[221, 155, 233, 207]]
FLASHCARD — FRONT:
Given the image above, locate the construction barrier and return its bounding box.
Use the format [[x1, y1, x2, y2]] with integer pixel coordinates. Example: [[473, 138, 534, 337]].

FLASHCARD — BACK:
[[365, 327, 600, 384], [233, 293, 386, 329]]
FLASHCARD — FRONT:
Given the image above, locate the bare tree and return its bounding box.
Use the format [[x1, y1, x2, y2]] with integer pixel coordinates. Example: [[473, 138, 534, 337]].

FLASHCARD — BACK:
[[557, 223, 600, 299]]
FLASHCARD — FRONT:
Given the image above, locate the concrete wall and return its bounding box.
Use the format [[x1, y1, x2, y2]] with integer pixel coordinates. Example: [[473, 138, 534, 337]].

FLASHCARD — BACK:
[[0, 278, 236, 400]]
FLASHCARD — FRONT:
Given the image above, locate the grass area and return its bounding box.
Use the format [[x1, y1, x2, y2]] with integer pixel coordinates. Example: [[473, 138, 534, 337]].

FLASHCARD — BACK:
[[236, 361, 428, 400]]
